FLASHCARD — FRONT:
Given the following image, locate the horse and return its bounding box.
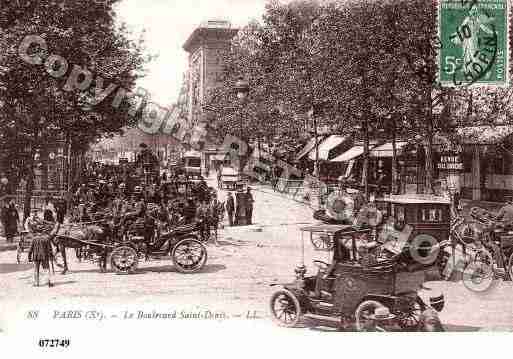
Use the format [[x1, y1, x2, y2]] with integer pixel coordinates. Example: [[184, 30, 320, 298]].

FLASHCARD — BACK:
[[51, 219, 114, 274]]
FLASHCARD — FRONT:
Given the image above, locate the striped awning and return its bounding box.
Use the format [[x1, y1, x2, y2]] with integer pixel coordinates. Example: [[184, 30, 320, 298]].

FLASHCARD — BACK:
[[308, 135, 347, 161], [295, 136, 324, 161], [331, 146, 365, 162], [369, 142, 408, 158]]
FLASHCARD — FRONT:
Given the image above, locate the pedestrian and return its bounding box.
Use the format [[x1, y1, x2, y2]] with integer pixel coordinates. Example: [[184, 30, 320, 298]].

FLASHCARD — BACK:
[[5, 199, 19, 243], [55, 197, 66, 224], [225, 192, 234, 226], [1, 197, 9, 241], [27, 228, 54, 288], [197, 201, 209, 241], [42, 197, 56, 223], [246, 187, 254, 225]]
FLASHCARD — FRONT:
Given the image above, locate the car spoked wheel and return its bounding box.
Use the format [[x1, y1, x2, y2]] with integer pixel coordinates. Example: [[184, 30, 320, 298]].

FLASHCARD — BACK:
[[269, 289, 302, 328], [110, 246, 138, 274], [171, 238, 207, 273], [354, 300, 388, 331], [397, 297, 423, 330]]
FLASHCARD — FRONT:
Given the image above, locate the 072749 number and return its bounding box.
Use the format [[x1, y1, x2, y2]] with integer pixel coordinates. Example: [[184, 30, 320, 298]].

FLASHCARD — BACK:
[[38, 339, 70, 348]]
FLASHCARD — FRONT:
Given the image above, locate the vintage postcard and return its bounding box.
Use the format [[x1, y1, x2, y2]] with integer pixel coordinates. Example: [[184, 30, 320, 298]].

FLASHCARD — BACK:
[[1, 0, 513, 356]]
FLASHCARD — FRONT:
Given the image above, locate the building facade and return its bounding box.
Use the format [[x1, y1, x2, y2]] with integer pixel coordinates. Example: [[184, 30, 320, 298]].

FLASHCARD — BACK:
[[183, 19, 239, 172]]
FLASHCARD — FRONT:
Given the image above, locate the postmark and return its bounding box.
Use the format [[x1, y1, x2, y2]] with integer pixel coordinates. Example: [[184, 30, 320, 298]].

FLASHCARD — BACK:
[[438, 0, 509, 86]]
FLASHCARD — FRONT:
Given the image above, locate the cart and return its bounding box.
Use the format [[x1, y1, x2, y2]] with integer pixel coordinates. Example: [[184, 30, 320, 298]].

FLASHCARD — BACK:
[[269, 224, 445, 331]]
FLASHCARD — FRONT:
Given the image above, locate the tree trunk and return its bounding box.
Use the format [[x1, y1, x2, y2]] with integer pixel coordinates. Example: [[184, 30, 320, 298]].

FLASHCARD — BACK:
[[23, 155, 35, 222], [360, 66, 370, 201], [391, 117, 398, 194], [362, 117, 369, 200], [424, 87, 435, 195]]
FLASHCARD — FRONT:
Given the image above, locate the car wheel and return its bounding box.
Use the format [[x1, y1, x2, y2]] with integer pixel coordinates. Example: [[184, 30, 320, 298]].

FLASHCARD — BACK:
[[269, 289, 302, 328], [354, 300, 387, 331]]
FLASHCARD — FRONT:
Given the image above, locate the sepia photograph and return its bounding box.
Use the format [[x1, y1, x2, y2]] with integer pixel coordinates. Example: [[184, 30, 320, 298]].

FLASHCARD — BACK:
[[1, 0, 513, 356]]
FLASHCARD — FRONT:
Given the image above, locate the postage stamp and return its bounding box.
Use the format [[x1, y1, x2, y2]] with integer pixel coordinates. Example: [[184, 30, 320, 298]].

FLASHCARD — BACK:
[[438, 0, 509, 86]]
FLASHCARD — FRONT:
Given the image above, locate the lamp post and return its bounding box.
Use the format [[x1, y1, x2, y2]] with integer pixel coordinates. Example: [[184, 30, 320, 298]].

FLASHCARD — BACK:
[[308, 106, 320, 178], [234, 77, 249, 176], [308, 102, 322, 210]]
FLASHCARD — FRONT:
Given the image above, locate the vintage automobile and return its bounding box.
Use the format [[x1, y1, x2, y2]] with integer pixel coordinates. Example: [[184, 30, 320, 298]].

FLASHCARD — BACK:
[[378, 194, 454, 278], [218, 167, 240, 190], [269, 224, 445, 331]]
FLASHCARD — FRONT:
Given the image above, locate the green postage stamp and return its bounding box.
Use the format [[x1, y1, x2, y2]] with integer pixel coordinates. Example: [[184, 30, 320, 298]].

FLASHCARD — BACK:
[[438, 0, 509, 86]]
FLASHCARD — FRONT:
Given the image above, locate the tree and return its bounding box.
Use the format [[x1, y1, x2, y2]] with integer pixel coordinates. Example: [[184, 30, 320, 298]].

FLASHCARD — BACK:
[[0, 0, 151, 218]]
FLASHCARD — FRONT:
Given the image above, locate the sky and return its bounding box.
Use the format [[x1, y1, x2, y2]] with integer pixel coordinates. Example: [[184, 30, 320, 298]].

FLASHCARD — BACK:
[[116, 0, 270, 107]]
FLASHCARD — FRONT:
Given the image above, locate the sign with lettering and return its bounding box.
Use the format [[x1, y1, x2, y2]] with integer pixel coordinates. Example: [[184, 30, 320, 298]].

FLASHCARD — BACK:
[[437, 153, 463, 171]]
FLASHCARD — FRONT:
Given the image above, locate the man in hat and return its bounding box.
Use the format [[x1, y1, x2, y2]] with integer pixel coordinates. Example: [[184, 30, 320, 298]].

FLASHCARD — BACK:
[[225, 192, 234, 226], [246, 187, 254, 225]]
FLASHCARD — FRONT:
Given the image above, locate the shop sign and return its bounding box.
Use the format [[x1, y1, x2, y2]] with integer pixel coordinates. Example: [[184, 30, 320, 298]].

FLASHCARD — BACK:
[[437, 153, 463, 171]]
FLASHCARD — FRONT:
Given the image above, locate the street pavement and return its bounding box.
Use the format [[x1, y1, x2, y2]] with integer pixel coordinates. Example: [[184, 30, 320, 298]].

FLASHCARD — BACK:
[[0, 180, 512, 331]]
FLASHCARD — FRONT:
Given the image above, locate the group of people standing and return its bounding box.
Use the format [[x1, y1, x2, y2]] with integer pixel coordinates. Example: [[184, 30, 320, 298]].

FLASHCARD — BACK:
[[224, 187, 254, 226], [1, 197, 19, 243]]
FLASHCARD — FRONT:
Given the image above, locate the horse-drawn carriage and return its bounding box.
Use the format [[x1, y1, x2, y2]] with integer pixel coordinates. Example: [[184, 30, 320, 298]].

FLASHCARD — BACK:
[[114, 217, 207, 274], [269, 224, 445, 331], [24, 204, 208, 275]]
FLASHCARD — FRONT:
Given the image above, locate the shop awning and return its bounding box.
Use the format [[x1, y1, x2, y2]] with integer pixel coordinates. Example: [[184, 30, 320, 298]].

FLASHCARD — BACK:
[[308, 135, 347, 161], [295, 136, 324, 161], [330, 146, 365, 162], [369, 141, 408, 158]]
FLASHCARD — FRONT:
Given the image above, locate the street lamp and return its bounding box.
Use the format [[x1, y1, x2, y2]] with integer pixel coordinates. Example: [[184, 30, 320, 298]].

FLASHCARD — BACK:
[[233, 77, 250, 173]]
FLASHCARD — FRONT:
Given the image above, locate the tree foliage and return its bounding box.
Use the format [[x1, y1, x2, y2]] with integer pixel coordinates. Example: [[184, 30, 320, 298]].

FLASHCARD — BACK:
[[0, 0, 151, 187]]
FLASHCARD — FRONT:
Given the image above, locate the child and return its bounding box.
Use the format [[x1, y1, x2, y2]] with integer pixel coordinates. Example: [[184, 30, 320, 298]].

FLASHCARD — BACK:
[[27, 227, 54, 287]]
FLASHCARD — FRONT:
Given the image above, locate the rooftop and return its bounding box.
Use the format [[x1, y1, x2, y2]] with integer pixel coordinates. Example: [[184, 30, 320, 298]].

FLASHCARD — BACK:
[[183, 20, 239, 53]]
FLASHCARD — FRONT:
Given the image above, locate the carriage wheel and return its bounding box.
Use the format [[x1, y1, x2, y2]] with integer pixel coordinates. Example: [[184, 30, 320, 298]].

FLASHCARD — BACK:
[[354, 300, 388, 331], [269, 289, 302, 327], [310, 234, 334, 251], [171, 238, 207, 273], [110, 246, 138, 274]]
